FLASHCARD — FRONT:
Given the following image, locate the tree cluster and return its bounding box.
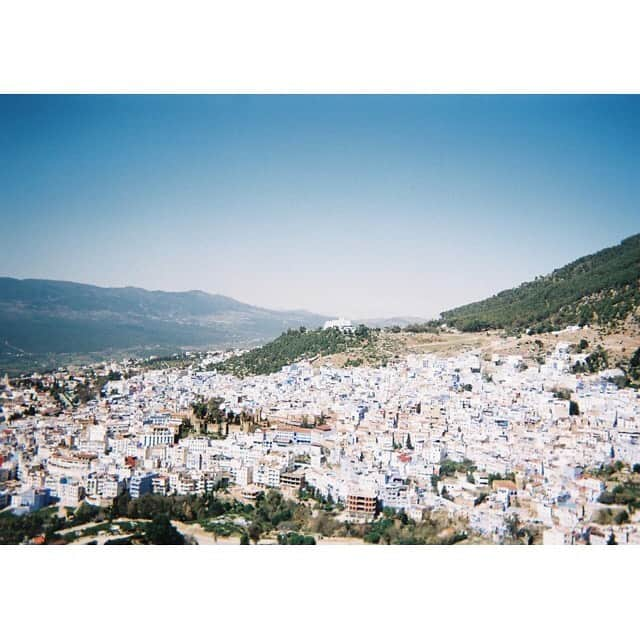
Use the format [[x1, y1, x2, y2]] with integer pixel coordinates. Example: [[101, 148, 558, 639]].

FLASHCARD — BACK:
[[440, 233, 640, 333], [215, 326, 372, 377]]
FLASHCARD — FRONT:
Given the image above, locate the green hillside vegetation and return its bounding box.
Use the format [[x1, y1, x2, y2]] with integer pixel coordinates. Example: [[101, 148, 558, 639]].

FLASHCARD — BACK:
[[215, 326, 372, 376], [605, 346, 640, 389], [0, 485, 480, 545], [362, 509, 475, 545], [404, 322, 441, 333], [628, 347, 640, 387], [440, 233, 640, 333]]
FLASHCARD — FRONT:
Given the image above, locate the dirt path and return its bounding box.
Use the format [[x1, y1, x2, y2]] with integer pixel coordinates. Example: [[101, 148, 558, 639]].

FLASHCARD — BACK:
[[316, 536, 365, 545]]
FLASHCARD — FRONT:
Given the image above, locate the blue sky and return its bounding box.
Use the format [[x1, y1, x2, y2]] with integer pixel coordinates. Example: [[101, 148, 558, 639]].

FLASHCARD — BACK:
[[1, 95, 638, 318]]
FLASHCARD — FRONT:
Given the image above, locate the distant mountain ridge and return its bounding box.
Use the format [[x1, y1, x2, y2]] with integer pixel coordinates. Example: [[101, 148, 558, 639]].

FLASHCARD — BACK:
[[3, 232, 638, 374], [0, 278, 329, 359], [440, 233, 640, 333]]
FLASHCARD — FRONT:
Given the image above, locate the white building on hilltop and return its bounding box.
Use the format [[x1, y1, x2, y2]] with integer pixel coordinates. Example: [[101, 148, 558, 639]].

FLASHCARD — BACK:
[[323, 318, 354, 333]]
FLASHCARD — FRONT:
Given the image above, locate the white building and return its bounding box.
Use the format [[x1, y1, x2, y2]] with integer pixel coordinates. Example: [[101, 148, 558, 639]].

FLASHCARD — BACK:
[[323, 318, 355, 333]]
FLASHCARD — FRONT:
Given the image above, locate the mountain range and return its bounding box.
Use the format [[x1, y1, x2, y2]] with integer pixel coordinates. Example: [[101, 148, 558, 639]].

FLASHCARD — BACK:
[[1, 232, 638, 373], [0, 278, 328, 363]]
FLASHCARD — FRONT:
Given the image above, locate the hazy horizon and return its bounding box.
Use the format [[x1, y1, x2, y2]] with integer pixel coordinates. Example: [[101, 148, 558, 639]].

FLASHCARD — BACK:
[[2, 95, 639, 318]]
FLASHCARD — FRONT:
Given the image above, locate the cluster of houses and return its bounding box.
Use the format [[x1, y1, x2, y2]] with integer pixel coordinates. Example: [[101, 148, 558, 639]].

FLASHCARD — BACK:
[[1, 339, 640, 543]]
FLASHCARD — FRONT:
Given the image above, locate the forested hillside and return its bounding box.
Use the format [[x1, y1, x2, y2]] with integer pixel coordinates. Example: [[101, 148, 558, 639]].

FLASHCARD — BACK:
[[215, 326, 372, 376], [441, 233, 640, 333]]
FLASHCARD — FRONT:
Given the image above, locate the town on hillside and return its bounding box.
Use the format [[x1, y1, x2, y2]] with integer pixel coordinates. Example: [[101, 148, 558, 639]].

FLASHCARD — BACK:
[[2, 320, 640, 545]]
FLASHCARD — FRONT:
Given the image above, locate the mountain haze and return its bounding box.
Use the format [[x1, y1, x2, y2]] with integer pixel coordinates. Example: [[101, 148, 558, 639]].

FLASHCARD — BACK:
[[0, 278, 328, 361], [2, 233, 638, 374]]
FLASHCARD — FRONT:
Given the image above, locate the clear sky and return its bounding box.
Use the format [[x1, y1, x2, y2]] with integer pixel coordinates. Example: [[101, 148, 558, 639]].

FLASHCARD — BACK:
[[1, 95, 638, 319]]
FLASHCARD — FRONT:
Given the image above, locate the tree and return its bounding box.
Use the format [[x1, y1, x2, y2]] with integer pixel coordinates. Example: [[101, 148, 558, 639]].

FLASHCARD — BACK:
[[628, 347, 640, 386], [144, 515, 185, 545], [573, 346, 610, 374], [614, 510, 629, 525], [74, 501, 99, 525], [240, 533, 250, 545], [504, 514, 521, 541], [277, 532, 316, 545], [405, 433, 414, 450], [178, 417, 194, 440], [192, 402, 207, 421], [248, 523, 262, 545]]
